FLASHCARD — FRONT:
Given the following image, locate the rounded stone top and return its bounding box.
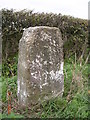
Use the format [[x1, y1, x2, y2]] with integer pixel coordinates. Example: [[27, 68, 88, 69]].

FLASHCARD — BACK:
[[23, 26, 61, 35], [20, 26, 62, 43], [24, 26, 60, 31]]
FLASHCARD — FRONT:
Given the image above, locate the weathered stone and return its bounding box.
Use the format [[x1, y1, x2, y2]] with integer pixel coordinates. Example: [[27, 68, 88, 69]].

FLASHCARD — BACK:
[[17, 26, 64, 107]]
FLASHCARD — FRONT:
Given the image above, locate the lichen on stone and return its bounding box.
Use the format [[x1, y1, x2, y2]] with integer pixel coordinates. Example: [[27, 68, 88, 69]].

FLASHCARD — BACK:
[[17, 26, 64, 107]]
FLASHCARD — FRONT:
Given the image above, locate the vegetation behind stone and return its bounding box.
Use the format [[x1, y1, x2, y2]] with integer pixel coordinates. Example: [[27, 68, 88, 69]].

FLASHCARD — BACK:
[[2, 9, 88, 60]]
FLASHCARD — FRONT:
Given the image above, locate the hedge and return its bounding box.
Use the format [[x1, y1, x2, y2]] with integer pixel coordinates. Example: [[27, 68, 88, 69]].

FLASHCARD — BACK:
[[2, 9, 88, 60]]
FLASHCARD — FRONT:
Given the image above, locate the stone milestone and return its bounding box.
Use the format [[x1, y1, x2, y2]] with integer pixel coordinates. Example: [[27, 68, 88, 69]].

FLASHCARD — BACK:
[[17, 26, 64, 107]]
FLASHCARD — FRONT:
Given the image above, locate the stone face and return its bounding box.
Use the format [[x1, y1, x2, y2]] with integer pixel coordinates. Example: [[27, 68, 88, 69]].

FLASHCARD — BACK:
[[17, 26, 64, 107]]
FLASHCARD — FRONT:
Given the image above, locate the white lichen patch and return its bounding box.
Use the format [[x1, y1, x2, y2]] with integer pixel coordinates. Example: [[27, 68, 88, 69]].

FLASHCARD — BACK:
[[42, 73, 48, 83], [27, 59, 30, 63], [49, 46, 52, 52], [36, 55, 40, 58], [45, 71, 49, 74], [44, 61, 47, 65], [60, 62, 64, 74], [23, 91, 27, 97], [53, 49, 56, 53], [33, 76, 37, 79], [22, 61, 27, 69], [22, 82, 24, 85], [36, 59, 39, 63], [50, 70, 55, 79], [42, 82, 48, 86], [53, 40, 56, 44], [17, 80, 20, 94], [31, 71, 37, 76], [53, 40, 56, 46], [31, 59, 42, 68], [41, 31, 52, 41], [50, 62, 64, 81], [49, 61, 53, 64], [44, 46, 48, 48], [40, 85, 42, 89]]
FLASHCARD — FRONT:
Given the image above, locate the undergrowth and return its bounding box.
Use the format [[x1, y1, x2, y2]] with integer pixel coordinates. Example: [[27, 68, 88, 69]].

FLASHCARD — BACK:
[[1, 55, 89, 119]]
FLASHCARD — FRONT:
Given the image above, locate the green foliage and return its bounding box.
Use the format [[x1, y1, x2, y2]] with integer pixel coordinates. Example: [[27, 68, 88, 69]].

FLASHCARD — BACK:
[[37, 90, 88, 118], [2, 75, 17, 102], [63, 62, 73, 97], [2, 9, 88, 60], [2, 55, 18, 77], [1, 57, 89, 119], [38, 97, 67, 118], [37, 60, 88, 119], [1, 112, 24, 119], [1, 9, 89, 118], [7, 76, 17, 95], [61, 92, 88, 119]]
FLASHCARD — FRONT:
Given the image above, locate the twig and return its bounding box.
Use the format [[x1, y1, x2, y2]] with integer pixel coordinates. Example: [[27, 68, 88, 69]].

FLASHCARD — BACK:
[[84, 52, 90, 65]]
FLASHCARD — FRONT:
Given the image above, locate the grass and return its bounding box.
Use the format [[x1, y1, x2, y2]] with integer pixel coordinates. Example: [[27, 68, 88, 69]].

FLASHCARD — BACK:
[[1, 56, 89, 119], [0, 112, 24, 119], [36, 60, 89, 119]]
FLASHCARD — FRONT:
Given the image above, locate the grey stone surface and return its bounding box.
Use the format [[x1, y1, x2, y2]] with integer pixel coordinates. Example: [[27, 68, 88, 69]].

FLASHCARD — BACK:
[[17, 26, 64, 107]]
